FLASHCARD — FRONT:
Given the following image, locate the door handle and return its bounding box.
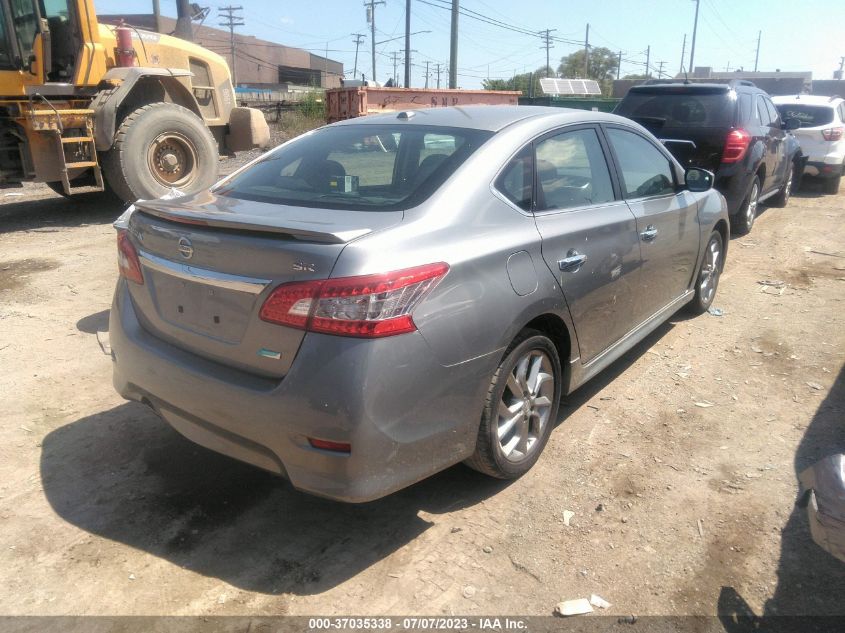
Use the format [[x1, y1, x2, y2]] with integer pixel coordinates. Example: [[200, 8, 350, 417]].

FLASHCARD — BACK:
[[640, 225, 658, 242], [558, 250, 587, 273]]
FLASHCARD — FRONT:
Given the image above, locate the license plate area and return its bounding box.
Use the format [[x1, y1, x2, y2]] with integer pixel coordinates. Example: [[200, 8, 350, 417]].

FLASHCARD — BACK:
[[147, 269, 258, 343]]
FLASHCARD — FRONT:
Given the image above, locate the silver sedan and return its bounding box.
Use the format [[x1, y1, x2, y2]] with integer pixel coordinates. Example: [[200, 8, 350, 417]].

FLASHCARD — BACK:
[[110, 106, 729, 502]]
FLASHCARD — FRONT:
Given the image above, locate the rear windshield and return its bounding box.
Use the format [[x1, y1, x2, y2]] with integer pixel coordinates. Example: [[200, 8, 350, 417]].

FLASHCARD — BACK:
[[615, 92, 735, 129], [216, 124, 493, 211], [774, 104, 834, 128]]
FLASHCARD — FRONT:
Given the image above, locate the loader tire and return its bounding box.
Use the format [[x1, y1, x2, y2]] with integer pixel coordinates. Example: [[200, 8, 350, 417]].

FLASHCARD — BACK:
[[102, 102, 218, 203]]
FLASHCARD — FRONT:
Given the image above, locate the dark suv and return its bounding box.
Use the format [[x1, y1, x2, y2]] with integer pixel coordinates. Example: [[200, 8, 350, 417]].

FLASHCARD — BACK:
[[615, 81, 803, 234]]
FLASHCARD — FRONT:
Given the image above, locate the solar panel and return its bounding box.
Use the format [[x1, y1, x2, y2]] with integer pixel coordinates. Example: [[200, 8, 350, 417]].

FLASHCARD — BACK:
[[539, 78, 602, 96]]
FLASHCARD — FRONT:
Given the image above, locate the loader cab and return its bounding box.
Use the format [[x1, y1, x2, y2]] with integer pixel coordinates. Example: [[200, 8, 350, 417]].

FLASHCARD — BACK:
[[0, 0, 81, 86]]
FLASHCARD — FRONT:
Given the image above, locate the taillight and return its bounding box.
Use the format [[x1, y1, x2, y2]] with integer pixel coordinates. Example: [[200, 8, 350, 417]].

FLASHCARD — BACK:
[[116, 230, 144, 285], [259, 262, 449, 338], [308, 438, 351, 453], [822, 127, 844, 141], [722, 129, 752, 163]]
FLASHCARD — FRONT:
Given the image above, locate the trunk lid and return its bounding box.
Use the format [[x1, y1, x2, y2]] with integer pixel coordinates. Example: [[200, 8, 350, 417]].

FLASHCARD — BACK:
[[126, 191, 402, 378]]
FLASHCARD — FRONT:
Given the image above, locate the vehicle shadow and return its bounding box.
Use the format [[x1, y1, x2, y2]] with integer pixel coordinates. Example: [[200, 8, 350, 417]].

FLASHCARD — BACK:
[[764, 364, 845, 615], [0, 188, 126, 234], [557, 319, 676, 417], [716, 366, 845, 621], [76, 309, 110, 334], [40, 319, 677, 595], [40, 401, 511, 595]]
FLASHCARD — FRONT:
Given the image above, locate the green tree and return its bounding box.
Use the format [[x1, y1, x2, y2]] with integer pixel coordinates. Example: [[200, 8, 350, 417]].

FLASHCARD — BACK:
[[483, 66, 552, 97], [557, 46, 620, 95]]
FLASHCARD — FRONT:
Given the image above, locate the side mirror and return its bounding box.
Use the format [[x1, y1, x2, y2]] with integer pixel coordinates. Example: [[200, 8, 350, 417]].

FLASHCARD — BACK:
[[685, 167, 713, 192], [783, 117, 801, 131]]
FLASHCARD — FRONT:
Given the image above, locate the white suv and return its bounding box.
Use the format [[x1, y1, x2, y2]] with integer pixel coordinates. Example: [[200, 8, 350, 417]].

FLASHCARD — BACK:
[[773, 94, 845, 194]]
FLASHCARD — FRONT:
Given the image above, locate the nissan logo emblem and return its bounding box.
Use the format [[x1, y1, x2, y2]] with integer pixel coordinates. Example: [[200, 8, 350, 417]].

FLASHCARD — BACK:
[[177, 237, 194, 259]]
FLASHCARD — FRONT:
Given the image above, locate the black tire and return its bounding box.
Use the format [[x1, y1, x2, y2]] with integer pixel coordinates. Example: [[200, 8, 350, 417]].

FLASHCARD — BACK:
[[769, 162, 796, 208], [687, 230, 724, 315], [464, 330, 561, 479], [731, 176, 760, 236], [102, 102, 219, 203], [823, 173, 841, 195]]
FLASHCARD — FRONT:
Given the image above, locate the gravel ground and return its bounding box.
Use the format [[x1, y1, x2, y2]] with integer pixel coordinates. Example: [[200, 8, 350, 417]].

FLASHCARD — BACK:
[[0, 171, 843, 618]]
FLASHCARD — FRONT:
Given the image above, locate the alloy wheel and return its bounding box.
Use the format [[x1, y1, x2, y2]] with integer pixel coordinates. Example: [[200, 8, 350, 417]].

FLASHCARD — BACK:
[[699, 235, 722, 306], [746, 181, 759, 228], [496, 350, 555, 462]]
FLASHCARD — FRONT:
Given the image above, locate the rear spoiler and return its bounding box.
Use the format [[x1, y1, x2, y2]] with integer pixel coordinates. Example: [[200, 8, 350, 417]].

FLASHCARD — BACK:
[[134, 199, 371, 244]]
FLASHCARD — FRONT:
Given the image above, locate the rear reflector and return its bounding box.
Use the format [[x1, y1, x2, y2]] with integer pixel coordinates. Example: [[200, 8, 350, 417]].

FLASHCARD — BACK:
[[260, 262, 449, 338], [116, 230, 144, 285], [308, 438, 351, 453], [822, 127, 844, 141], [722, 129, 751, 163]]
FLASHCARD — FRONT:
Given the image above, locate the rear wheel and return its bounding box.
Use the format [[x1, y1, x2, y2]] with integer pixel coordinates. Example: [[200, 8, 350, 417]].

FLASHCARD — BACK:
[[770, 163, 796, 208], [687, 230, 724, 314], [732, 176, 760, 235], [823, 173, 842, 195], [102, 102, 219, 203], [464, 330, 561, 479]]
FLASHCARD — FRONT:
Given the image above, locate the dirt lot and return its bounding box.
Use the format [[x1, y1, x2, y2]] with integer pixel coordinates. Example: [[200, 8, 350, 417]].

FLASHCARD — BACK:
[[0, 175, 843, 618]]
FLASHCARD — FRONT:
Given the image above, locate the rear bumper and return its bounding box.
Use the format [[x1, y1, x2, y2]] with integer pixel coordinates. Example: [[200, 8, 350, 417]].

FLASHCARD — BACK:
[[109, 280, 494, 502], [805, 160, 844, 178], [713, 164, 753, 216]]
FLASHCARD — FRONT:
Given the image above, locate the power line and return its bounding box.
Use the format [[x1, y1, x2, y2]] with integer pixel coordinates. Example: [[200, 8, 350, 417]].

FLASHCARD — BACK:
[[218, 5, 244, 86]]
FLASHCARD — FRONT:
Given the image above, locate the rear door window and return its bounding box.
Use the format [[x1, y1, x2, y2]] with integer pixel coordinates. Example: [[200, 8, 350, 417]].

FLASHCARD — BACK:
[[534, 128, 614, 211], [607, 128, 676, 199], [738, 93, 752, 126], [764, 98, 781, 126], [756, 96, 772, 126]]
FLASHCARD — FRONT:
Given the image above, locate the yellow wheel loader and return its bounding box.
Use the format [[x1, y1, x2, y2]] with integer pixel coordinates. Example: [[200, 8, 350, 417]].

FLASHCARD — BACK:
[[0, 0, 269, 203]]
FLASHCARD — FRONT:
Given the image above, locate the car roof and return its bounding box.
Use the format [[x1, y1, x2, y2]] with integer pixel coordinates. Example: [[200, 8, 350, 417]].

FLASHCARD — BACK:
[[771, 94, 842, 107], [329, 105, 630, 132]]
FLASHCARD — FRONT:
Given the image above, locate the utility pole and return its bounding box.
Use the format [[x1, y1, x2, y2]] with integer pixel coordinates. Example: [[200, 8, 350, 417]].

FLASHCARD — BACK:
[[352, 33, 366, 77], [838, 56, 845, 80], [679, 33, 687, 74], [404, 0, 411, 87], [539, 29, 555, 77], [424, 61, 430, 88], [645, 45, 650, 78], [689, 0, 700, 75], [435, 62, 443, 88], [390, 51, 400, 85], [617, 50, 622, 79], [152, 0, 161, 33], [365, 0, 385, 83], [657, 60, 665, 78], [584, 23, 590, 77], [175, 0, 193, 41], [754, 30, 761, 72], [218, 6, 244, 87], [400, 49, 416, 86], [449, 0, 458, 88]]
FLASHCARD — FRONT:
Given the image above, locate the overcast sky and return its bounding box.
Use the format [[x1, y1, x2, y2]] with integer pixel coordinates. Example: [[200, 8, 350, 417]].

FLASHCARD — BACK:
[[95, 0, 845, 88]]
